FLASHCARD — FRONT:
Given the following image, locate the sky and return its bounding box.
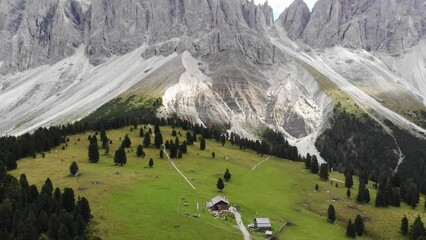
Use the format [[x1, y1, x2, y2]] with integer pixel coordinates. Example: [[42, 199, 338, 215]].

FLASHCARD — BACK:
[[254, 0, 318, 19]]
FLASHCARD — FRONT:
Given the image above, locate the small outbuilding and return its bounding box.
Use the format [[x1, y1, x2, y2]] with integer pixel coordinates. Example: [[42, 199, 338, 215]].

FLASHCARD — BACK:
[[206, 195, 230, 212], [254, 218, 272, 231]]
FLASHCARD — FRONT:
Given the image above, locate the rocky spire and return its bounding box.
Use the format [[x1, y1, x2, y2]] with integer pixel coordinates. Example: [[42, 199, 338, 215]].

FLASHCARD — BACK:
[[278, 0, 310, 39]]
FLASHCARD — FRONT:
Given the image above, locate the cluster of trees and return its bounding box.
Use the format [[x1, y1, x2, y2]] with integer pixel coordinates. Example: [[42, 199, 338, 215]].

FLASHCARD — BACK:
[[346, 215, 365, 238], [315, 104, 426, 208], [0, 127, 65, 170], [216, 169, 232, 191], [401, 216, 425, 240], [0, 169, 91, 239], [315, 104, 399, 184]]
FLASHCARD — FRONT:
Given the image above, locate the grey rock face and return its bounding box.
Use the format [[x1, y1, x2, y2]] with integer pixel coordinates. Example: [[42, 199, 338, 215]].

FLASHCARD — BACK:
[[278, 0, 310, 39], [0, 0, 274, 72], [280, 0, 426, 52]]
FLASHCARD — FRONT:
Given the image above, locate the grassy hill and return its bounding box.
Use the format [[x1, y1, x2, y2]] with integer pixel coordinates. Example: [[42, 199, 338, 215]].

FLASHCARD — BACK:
[[10, 125, 425, 239]]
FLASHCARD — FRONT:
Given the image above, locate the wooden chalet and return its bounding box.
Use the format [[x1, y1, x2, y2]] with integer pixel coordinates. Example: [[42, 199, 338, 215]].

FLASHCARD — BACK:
[[206, 195, 230, 212], [254, 218, 272, 231]]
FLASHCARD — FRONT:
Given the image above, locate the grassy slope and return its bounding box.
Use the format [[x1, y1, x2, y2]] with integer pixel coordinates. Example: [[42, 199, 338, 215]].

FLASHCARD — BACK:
[[10, 126, 425, 240]]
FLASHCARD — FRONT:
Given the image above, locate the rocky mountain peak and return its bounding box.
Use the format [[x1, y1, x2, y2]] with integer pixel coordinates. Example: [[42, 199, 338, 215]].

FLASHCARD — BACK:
[[277, 0, 310, 39], [0, 0, 274, 73], [279, 0, 426, 52]]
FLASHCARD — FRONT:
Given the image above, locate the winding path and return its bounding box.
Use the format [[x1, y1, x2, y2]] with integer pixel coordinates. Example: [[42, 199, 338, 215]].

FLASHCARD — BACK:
[[229, 207, 251, 240], [163, 149, 196, 190]]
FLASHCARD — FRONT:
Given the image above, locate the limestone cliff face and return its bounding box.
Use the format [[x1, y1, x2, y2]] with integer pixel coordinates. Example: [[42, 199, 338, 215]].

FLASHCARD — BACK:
[[0, 0, 274, 72], [279, 0, 426, 52]]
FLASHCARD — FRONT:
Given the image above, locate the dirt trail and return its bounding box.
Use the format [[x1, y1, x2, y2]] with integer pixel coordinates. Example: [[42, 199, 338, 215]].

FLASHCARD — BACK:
[[251, 156, 271, 170], [163, 149, 196, 190], [229, 207, 251, 240]]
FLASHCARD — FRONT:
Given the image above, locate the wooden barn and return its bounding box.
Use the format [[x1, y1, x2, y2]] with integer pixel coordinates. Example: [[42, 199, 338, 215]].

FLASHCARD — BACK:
[[206, 195, 230, 212]]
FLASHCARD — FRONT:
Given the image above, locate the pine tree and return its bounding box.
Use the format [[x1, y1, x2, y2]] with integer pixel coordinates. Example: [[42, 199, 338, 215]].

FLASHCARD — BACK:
[[354, 214, 364, 236], [114, 147, 127, 166], [139, 128, 144, 137], [356, 180, 367, 203], [401, 216, 409, 235], [364, 189, 370, 203], [149, 158, 154, 168], [60, 188, 75, 213], [177, 151, 183, 158], [217, 177, 225, 192], [186, 132, 193, 145], [159, 150, 164, 159], [319, 163, 329, 180], [104, 140, 110, 155], [327, 205, 336, 223], [143, 132, 151, 147], [410, 216, 425, 240], [58, 223, 70, 240], [88, 142, 99, 163], [347, 188, 351, 198], [200, 138, 206, 150], [212, 152, 216, 158], [69, 161, 79, 176], [305, 153, 311, 169], [310, 157, 319, 174], [136, 145, 144, 157], [77, 197, 91, 223], [345, 172, 354, 188], [154, 132, 163, 148], [19, 173, 29, 192], [224, 168, 231, 182], [170, 143, 177, 159], [123, 135, 131, 148], [346, 219, 356, 238]]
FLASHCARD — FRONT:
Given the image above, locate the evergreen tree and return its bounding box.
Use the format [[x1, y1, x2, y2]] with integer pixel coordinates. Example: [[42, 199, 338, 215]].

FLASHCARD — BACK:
[[327, 205, 336, 223], [154, 132, 163, 148], [136, 145, 144, 157], [319, 163, 329, 180], [354, 214, 364, 236], [170, 143, 177, 159], [364, 189, 370, 203], [347, 188, 351, 198], [76, 197, 91, 223], [179, 141, 187, 154], [212, 152, 216, 158], [159, 150, 164, 159], [123, 135, 131, 148], [143, 132, 151, 147], [149, 158, 154, 168], [305, 153, 312, 169], [315, 184, 319, 191], [356, 180, 367, 203], [104, 140, 110, 155], [346, 219, 356, 238], [177, 151, 183, 158], [200, 138, 206, 150], [345, 172, 354, 188], [172, 130, 177, 137], [401, 216, 409, 235], [19, 173, 29, 192], [217, 177, 225, 192], [88, 142, 99, 163], [186, 132, 193, 145], [139, 128, 144, 137], [69, 161, 79, 176], [154, 124, 160, 134], [224, 168, 231, 182], [60, 188, 75, 213], [58, 224, 70, 240], [114, 147, 127, 166], [310, 157, 319, 174], [410, 216, 425, 240]]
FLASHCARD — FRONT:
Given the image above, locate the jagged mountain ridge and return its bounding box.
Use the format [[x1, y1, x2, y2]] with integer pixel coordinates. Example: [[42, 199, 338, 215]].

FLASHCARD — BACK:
[[0, 0, 426, 161]]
